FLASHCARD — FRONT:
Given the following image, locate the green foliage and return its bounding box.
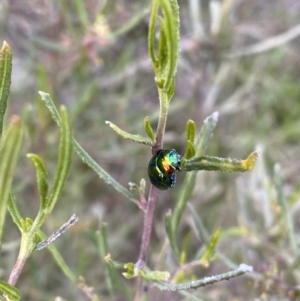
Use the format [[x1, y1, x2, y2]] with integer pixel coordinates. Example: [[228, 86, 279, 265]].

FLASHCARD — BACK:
[[143, 116, 155, 142], [37, 230, 77, 284], [0, 116, 23, 251], [167, 112, 219, 258], [105, 120, 153, 146], [0, 280, 20, 301], [26, 154, 48, 208], [181, 119, 196, 164], [182, 151, 258, 172], [7, 106, 74, 267], [39, 91, 137, 204], [46, 106, 73, 214], [0, 56, 75, 296], [149, 0, 179, 96], [1, 0, 300, 300], [0, 41, 12, 138], [199, 228, 220, 267]]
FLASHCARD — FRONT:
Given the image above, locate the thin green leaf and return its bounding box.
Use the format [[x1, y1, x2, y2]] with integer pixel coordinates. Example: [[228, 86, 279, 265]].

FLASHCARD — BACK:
[[138, 268, 170, 281], [182, 152, 258, 172], [166, 76, 175, 100], [170, 112, 219, 245], [181, 141, 196, 164], [39, 91, 137, 204], [194, 111, 219, 157], [144, 116, 155, 141], [0, 280, 21, 301], [188, 203, 210, 244], [186, 119, 196, 144], [105, 254, 170, 281], [106, 121, 153, 146], [165, 210, 179, 259], [200, 228, 220, 267], [105, 253, 126, 270], [158, 18, 168, 77], [97, 224, 115, 298], [274, 164, 297, 256], [47, 106, 73, 213], [38, 91, 61, 127], [0, 116, 23, 252], [160, 0, 179, 92], [188, 203, 237, 270], [73, 139, 136, 203], [38, 230, 77, 283], [181, 120, 197, 162], [148, 0, 160, 70], [26, 154, 49, 209], [7, 192, 23, 230], [0, 41, 12, 138]]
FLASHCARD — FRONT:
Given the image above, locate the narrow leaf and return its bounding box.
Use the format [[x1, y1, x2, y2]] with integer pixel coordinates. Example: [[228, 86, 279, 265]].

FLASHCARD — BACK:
[[138, 269, 170, 282], [189, 203, 237, 270], [7, 192, 23, 230], [38, 230, 77, 283], [106, 121, 153, 146], [26, 154, 49, 209], [181, 141, 195, 164], [165, 210, 179, 259], [181, 120, 197, 163], [38, 91, 61, 126], [144, 116, 155, 141], [170, 112, 219, 243], [0, 280, 21, 301], [47, 106, 73, 213], [39, 92, 137, 204], [186, 119, 196, 143], [182, 152, 258, 172], [148, 0, 160, 70], [157, 19, 168, 76], [0, 116, 23, 252], [194, 112, 219, 157], [166, 76, 175, 100], [97, 224, 115, 297], [0, 41, 12, 138], [274, 164, 297, 255], [105, 254, 170, 281], [160, 0, 179, 92], [73, 139, 136, 203], [200, 228, 220, 267]]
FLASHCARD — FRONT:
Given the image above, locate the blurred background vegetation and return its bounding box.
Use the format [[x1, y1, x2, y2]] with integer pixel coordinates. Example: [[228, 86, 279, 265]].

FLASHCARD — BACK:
[[1, 0, 300, 300]]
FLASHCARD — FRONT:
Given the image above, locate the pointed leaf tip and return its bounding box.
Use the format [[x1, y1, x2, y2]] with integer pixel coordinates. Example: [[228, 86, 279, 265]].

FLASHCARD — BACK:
[[240, 151, 259, 171], [0, 41, 13, 137], [106, 120, 153, 146], [144, 116, 155, 141]]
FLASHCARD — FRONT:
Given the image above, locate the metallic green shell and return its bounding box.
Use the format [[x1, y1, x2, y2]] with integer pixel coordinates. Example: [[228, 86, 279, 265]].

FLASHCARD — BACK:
[[148, 149, 181, 190]]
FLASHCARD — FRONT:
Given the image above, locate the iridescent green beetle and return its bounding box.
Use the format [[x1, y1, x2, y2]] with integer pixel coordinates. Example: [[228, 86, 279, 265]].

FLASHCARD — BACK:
[[148, 149, 181, 190]]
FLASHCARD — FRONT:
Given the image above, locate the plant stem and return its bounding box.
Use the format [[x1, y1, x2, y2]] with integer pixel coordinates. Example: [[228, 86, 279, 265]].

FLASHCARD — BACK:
[[153, 88, 168, 154], [8, 210, 46, 286], [136, 87, 170, 269], [7, 257, 27, 286], [133, 276, 144, 301], [136, 185, 159, 268]]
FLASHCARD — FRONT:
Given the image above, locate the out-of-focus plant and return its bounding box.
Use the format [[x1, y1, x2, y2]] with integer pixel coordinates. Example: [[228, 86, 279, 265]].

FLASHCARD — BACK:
[[0, 0, 257, 297], [0, 42, 81, 301], [100, 0, 257, 298]]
